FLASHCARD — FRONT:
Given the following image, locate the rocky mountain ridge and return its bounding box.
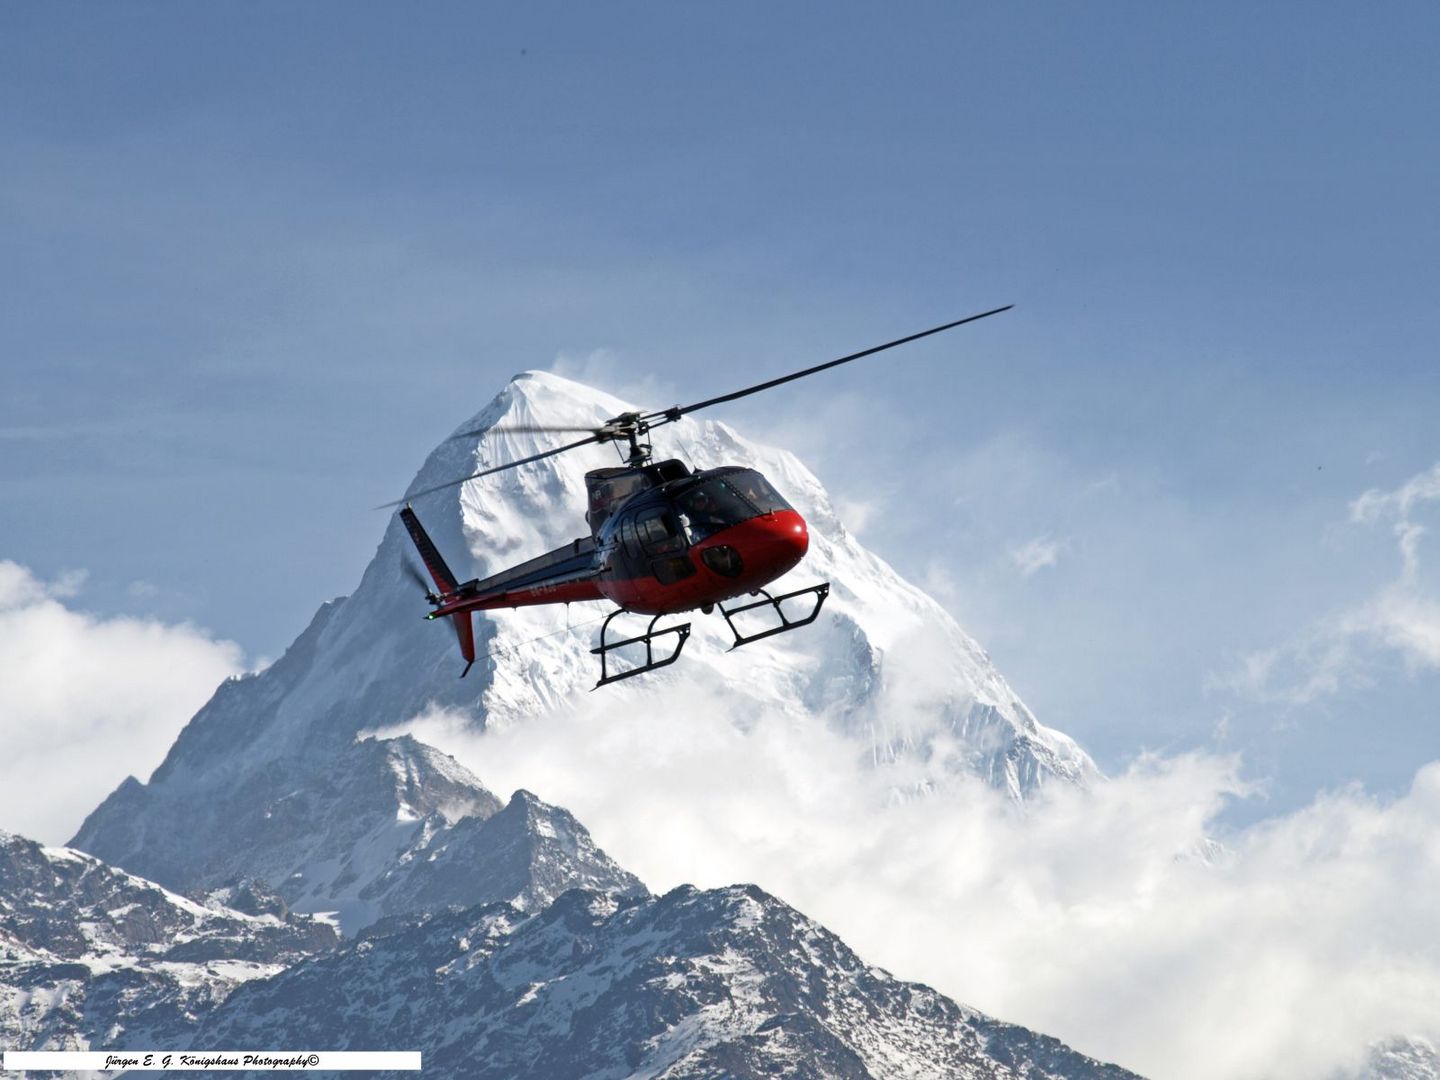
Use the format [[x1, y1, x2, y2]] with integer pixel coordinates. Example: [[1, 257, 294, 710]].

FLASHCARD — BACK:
[[174, 883, 1142, 1080], [73, 735, 641, 935], [0, 830, 336, 1053]]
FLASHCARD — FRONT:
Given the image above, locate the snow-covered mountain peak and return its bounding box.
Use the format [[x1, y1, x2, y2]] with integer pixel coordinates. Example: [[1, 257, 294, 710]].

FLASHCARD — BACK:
[[389, 370, 1097, 793]]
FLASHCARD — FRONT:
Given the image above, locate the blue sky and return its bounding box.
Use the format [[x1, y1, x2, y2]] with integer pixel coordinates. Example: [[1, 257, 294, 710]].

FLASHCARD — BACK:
[[4, 1, 1437, 823]]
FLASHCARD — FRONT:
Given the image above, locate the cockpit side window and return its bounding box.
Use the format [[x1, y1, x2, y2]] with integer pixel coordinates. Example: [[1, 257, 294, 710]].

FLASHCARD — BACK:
[[636, 508, 684, 554]]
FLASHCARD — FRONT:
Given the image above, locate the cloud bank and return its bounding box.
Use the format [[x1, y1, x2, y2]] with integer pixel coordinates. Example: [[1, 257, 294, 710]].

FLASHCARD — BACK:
[[395, 688, 1440, 1080], [1221, 461, 1440, 704], [0, 561, 243, 843]]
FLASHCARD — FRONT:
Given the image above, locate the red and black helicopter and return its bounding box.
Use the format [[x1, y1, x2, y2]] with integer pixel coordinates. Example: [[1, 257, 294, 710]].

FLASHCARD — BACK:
[[388, 304, 1012, 686]]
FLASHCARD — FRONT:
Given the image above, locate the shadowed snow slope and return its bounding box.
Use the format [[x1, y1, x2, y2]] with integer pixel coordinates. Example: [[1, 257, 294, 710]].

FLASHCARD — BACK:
[[72, 371, 1092, 929]]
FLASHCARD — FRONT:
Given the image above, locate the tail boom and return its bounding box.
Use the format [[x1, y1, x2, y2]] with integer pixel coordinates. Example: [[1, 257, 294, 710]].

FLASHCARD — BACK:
[[401, 506, 604, 677]]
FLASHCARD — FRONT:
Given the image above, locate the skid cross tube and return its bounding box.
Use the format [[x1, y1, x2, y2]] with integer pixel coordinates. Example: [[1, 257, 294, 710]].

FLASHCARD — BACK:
[[591, 609, 692, 688], [719, 582, 830, 649]]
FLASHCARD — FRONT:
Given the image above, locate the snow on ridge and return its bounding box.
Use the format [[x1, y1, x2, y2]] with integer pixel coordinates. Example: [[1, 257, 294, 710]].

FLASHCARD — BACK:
[[175, 881, 1142, 1080], [1, 830, 340, 1054]]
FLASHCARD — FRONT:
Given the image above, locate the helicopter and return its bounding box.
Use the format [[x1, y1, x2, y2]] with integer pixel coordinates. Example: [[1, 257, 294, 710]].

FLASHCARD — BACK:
[[388, 304, 1012, 687]]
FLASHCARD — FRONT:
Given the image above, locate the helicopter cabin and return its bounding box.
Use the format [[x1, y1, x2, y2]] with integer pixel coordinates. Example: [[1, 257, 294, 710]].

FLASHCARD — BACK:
[[592, 464, 796, 587], [584, 459, 693, 533]]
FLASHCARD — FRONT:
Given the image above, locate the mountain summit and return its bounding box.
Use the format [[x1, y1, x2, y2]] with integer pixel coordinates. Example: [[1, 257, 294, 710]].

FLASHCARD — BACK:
[[73, 372, 1095, 926]]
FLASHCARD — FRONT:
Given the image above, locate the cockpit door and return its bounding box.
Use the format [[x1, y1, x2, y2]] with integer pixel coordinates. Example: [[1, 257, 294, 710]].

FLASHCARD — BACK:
[[634, 508, 695, 585]]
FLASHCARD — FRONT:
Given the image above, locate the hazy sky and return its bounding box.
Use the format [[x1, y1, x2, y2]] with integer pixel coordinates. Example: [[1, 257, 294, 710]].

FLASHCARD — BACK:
[[4, 2, 1438, 823]]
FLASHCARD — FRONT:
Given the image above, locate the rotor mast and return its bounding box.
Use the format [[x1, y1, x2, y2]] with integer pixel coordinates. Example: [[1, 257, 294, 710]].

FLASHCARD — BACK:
[[593, 411, 654, 468], [618, 416, 651, 467]]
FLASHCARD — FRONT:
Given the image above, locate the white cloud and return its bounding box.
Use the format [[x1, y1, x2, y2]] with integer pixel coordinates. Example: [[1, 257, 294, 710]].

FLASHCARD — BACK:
[[1222, 462, 1440, 702], [126, 579, 160, 600], [548, 348, 679, 418], [1357, 587, 1440, 667], [1009, 535, 1065, 577], [393, 689, 1440, 1080], [832, 496, 877, 535], [47, 568, 88, 599], [1343, 464, 1440, 669], [1351, 462, 1440, 537], [1212, 635, 1357, 708], [0, 560, 244, 844]]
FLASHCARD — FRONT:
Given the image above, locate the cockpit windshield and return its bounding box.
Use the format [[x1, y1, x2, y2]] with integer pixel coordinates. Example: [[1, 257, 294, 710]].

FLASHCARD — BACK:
[[672, 470, 793, 542], [725, 470, 792, 515]]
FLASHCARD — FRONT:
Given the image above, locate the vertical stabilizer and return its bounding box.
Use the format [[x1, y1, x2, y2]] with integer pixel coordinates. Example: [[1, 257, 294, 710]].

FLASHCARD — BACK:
[[400, 507, 459, 595], [452, 611, 476, 678]]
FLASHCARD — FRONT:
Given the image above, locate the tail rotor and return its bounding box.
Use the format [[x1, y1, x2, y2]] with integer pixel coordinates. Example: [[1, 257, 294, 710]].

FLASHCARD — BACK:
[[398, 506, 477, 678], [401, 554, 439, 605]]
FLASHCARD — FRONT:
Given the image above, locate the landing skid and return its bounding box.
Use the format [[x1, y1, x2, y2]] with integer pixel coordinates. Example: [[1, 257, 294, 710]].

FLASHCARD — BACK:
[[719, 582, 830, 648], [589, 583, 829, 688], [591, 609, 692, 688]]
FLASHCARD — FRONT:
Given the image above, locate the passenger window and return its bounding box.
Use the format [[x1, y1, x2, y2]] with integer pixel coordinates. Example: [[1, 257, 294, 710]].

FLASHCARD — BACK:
[[637, 510, 683, 554]]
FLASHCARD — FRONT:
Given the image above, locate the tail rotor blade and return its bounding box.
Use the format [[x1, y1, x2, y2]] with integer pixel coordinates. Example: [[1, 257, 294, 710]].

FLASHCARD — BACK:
[[401, 555, 438, 603], [401, 557, 430, 593]]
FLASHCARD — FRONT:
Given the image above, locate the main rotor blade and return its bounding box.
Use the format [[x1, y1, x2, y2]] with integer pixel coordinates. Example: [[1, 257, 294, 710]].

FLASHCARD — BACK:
[[643, 304, 1013, 424], [375, 433, 603, 509], [449, 423, 604, 440]]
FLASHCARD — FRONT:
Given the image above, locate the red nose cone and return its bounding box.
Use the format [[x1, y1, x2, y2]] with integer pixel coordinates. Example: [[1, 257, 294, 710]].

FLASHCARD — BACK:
[[744, 509, 809, 577], [684, 510, 813, 606]]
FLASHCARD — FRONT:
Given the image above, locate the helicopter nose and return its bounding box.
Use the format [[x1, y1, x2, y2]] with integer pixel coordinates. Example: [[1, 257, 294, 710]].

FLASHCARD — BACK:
[[748, 510, 810, 574]]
